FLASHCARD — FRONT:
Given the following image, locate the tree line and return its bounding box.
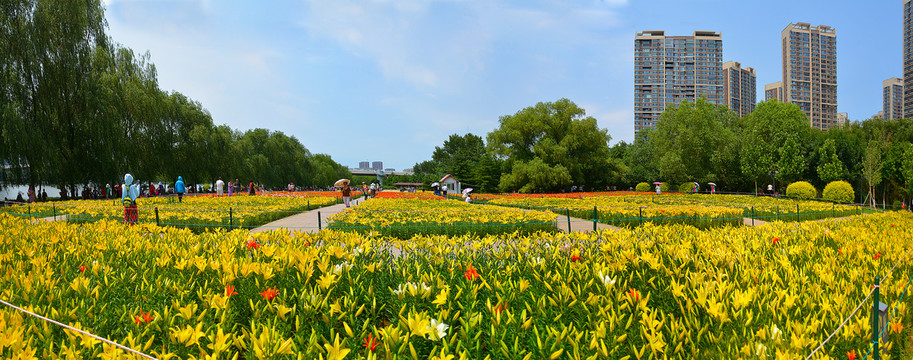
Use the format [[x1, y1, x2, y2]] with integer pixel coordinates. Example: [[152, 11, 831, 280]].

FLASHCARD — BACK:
[[0, 0, 349, 193], [410, 97, 913, 206]]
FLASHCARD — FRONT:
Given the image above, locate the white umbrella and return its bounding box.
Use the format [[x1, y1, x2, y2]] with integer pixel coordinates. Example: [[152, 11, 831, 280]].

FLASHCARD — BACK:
[[431, 182, 440, 188], [462, 188, 473, 195], [707, 182, 717, 186], [334, 179, 350, 187]]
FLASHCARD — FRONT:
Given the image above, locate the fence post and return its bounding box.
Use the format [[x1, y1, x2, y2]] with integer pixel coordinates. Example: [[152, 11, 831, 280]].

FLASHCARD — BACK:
[[796, 203, 800, 222], [592, 206, 597, 232], [873, 276, 881, 360], [229, 207, 233, 227], [318, 211, 322, 230], [28, 205, 30, 215], [751, 206, 755, 226], [53, 204, 56, 221], [155, 207, 160, 226], [566, 208, 571, 233], [639, 207, 643, 226], [308, 199, 310, 211], [832, 203, 835, 218], [776, 206, 780, 221]]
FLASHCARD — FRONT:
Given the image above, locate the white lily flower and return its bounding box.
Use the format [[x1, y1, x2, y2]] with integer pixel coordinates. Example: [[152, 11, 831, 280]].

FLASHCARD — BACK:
[[429, 318, 449, 340]]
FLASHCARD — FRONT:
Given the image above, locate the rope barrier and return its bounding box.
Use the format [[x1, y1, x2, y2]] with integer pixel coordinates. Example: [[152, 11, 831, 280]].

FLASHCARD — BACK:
[[0, 299, 156, 359], [804, 287, 875, 360]]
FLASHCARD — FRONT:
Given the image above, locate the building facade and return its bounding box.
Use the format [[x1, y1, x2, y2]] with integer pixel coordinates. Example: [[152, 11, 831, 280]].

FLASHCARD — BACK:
[[781, 23, 838, 130], [371, 161, 383, 170], [884, 77, 904, 120], [358, 161, 370, 169], [723, 61, 756, 117], [905, 0, 913, 118], [764, 82, 784, 102], [634, 30, 724, 135]]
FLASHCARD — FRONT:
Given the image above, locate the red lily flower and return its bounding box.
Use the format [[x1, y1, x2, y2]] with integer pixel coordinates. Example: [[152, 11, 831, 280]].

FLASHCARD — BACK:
[[363, 333, 378, 351], [847, 349, 857, 360], [133, 309, 153, 324], [464, 264, 480, 281], [837, 248, 843, 255], [772, 237, 780, 245], [874, 253, 883, 260], [260, 287, 278, 301], [492, 302, 508, 315], [627, 288, 641, 302], [224, 284, 238, 297], [570, 254, 581, 262], [78, 265, 86, 273], [245, 239, 260, 250]]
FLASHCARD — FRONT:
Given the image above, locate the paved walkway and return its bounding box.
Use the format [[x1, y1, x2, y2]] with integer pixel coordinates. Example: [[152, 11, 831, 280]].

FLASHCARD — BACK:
[[557, 214, 621, 233], [249, 199, 363, 234]]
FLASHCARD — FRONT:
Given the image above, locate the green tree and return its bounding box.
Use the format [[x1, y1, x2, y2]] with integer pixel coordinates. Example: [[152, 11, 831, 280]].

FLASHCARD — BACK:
[[862, 141, 883, 207], [487, 98, 614, 192], [816, 139, 845, 183], [740, 100, 810, 192], [649, 98, 739, 184]]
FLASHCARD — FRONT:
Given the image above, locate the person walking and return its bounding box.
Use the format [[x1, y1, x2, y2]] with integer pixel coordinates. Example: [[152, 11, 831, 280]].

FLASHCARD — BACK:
[[216, 178, 225, 197], [234, 179, 241, 196], [175, 176, 186, 202], [248, 181, 256, 195], [27, 185, 35, 203], [341, 184, 352, 208], [655, 184, 661, 195], [122, 173, 140, 225], [227, 178, 234, 197]]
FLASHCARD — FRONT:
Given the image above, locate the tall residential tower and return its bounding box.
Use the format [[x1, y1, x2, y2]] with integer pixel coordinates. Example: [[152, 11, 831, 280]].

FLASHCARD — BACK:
[[764, 82, 784, 102], [904, 0, 913, 118], [634, 30, 724, 135], [723, 61, 757, 117], [884, 77, 904, 120], [781, 23, 838, 129]]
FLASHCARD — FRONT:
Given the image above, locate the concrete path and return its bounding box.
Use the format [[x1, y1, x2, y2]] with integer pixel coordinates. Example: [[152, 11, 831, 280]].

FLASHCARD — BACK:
[[742, 217, 768, 226], [557, 214, 621, 233], [249, 199, 363, 234]]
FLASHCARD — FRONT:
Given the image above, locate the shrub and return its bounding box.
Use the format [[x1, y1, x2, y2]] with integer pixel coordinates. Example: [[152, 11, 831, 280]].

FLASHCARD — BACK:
[[786, 181, 817, 200], [822, 181, 854, 204], [660, 182, 671, 193], [635, 182, 651, 192], [678, 182, 695, 194]]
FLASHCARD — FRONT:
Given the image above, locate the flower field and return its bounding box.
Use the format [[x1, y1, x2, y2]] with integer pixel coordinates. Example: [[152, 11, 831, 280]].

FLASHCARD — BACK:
[[1, 211, 912, 359], [0, 194, 340, 231], [484, 193, 862, 229], [327, 198, 558, 237]]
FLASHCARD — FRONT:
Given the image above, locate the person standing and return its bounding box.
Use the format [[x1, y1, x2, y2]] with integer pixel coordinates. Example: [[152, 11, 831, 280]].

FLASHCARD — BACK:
[[441, 184, 448, 197], [175, 176, 186, 202], [122, 173, 140, 225], [341, 184, 352, 208], [234, 179, 241, 196], [227, 178, 233, 197], [655, 184, 661, 195], [216, 178, 225, 197], [248, 181, 256, 195], [27, 185, 35, 203]]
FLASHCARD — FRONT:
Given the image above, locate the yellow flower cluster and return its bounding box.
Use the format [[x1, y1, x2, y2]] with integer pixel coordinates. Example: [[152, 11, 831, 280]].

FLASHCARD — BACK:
[[0, 211, 909, 358], [488, 193, 861, 228], [1, 194, 339, 231], [328, 198, 558, 237]]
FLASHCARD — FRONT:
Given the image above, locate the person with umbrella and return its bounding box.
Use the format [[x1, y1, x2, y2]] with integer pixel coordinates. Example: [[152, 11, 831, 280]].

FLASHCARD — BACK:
[[462, 188, 473, 203], [431, 182, 440, 196], [653, 182, 662, 195], [708, 182, 716, 194], [336, 179, 352, 207], [122, 173, 141, 225]]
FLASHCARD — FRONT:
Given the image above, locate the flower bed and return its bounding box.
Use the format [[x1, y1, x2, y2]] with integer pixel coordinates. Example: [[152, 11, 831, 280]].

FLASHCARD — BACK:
[[327, 198, 558, 237], [1, 194, 340, 231], [0, 212, 911, 358]]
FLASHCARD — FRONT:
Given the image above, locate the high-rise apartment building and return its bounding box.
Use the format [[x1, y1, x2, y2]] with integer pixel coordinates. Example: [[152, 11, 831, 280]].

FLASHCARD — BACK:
[[634, 30, 724, 135], [371, 161, 383, 170], [781, 23, 838, 130], [722, 61, 756, 117], [884, 77, 904, 120], [904, 0, 913, 118], [358, 161, 370, 169], [764, 82, 784, 102]]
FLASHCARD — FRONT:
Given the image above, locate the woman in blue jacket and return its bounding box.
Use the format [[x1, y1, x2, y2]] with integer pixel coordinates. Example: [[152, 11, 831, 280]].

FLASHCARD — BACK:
[[175, 176, 186, 202]]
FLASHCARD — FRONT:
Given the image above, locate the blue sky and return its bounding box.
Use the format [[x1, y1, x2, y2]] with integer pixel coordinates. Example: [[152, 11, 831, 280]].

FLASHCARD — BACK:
[[103, 0, 902, 171]]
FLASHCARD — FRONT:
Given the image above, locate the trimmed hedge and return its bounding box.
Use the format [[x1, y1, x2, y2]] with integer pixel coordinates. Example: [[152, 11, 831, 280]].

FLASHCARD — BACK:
[[786, 181, 817, 200], [678, 182, 696, 194], [823, 181, 854, 204], [635, 182, 651, 192]]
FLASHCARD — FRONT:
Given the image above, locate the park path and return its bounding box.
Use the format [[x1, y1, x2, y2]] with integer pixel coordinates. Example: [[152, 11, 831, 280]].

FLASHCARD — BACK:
[[249, 198, 363, 234]]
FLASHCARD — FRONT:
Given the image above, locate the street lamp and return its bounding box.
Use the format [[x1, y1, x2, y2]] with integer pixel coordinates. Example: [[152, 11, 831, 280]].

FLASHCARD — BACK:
[[768, 170, 779, 197]]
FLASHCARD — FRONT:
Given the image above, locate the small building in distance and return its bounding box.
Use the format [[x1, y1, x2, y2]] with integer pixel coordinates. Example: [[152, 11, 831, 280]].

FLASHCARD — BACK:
[[439, 174, 461, 195]]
